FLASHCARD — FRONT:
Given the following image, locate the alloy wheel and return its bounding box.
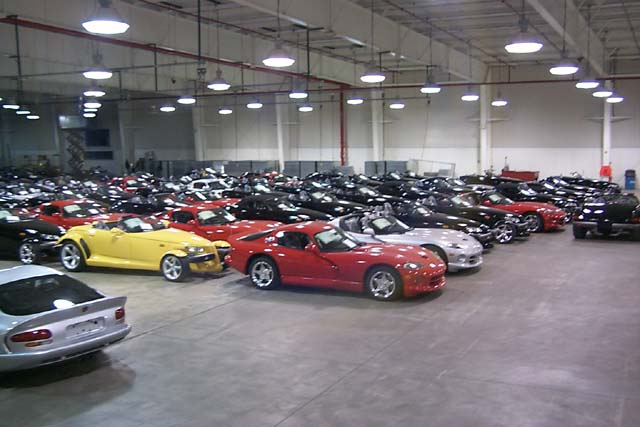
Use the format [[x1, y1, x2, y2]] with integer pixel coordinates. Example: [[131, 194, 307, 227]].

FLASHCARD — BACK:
[[494, 223, 514, 243], [251, 260, 274, 288], [61, 244, 81, 269], [19, 243, 35, 264], [162, 256, 183, 281], [369, 271, 397, 299], [523, 213, 541, 232]]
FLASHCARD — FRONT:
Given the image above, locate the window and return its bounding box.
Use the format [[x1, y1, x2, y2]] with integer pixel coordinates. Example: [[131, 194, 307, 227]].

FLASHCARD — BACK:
[[314, 228, 358, 252], [172, 211, 195, 224], [277, 232, 310, 250], [0, 274, 103, 316], [42, 206, 60, 216]]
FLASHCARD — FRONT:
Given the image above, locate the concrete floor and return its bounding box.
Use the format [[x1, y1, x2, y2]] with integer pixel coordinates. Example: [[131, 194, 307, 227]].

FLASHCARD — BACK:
[[0, 230, 639, 427]]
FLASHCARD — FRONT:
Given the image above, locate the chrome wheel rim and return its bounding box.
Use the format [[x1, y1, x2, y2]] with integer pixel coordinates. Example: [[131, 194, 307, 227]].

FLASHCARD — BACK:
[[162, 256, 182, 280], [369, 271, 396, 299], [61, 244, 80, 269], [251, 261, 274, 288], [19, 243, 35, 264], [494, 223, 514, 243], [523, 214, 540, 232]]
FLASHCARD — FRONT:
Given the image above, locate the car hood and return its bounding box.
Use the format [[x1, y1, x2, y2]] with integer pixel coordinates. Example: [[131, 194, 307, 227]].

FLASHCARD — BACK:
[[371, 228, 481, 251], [1, 218, 61, 235], [506, 201, 559, 211], [353, 243, 445, 267]]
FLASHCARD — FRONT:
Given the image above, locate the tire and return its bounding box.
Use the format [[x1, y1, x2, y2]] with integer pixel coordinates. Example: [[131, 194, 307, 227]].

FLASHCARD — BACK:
[[493, 221, 516, 244], [522, 212, 544, 233], [161, 255, 191, 282], [59, 241, 86, 272], [365, 266, 403, 301], [573, 226, 587, 239], [18, 241, 41, 265], [248, 256, 280, 290], [424, 245, 448, 271]]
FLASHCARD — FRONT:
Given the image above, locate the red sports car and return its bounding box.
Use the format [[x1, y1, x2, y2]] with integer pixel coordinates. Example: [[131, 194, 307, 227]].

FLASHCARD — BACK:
[[165, 206, 281, 241], [463, 191, 566, 232], [107, 176, 145, 193], [35, 200, 128, 230], [226, 221, 446, 300], [178, 191, 241, 208]]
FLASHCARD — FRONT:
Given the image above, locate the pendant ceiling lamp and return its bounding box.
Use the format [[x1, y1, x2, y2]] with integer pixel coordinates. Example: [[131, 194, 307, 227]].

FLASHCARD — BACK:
[[26, 115, 40, 120], [592, 88, 613, 98], [262, 0, 295, 67], [2, 99, 20, 109], [420, 30, 441, 94], [84, 87, 106, 97], [16, 109, 31, 115], [247, 99, 263, 109], [461, 44, 479, 102], [575, 6, 599, 89], [550, 0, 579, 76], [82, 0, 130, 35], [360, 0, 385, 83], [83, 52, 113, 80], [346, 95, 364, 105], [177, 95, 197, 105], [298, 103, 314, 112], [209, 7, 231, 91], [218, 106, 233, 115], [389, 100, 405, 110], [505, 1, 543, 54], [606, 94, 624, 104]]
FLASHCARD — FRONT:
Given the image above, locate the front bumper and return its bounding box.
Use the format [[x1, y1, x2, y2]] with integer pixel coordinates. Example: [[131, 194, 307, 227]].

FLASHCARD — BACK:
[[573, 221, 640, 233], [514, 222, 530, 237], [469, 231, 495, 248], [448, 251, 483, 272], [187, 253, 225, 273], [0, 325, 131, 373], [401, 269, 447, 297], [543, 212, 567, 231]]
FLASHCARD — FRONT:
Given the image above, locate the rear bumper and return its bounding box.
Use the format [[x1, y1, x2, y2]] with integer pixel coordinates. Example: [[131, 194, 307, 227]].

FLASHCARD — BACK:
[[0, 325, 131, 373]]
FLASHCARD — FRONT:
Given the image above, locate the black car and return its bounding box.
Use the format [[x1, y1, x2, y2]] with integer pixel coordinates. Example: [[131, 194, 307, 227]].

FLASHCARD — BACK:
[[556, 176, 621, 194], [391, 203, 496, 248], [494, 182, 578, 220], [0, 208, 64, 264], [332, 184, 409, 208], [221, 183, 286, 199], [432, 194, 529, 243], [110, 193, 188, 215], [417, 177, 492, 195], [286, 190, 367, 216], [573, 194, 640, 239], [86, 185, 134, 207], [377, 181, 439, 205], [226, 194, 332, 223], [542, 177, 602, 198], [526, 181, 588, 203], [350, 174, 383, 188]]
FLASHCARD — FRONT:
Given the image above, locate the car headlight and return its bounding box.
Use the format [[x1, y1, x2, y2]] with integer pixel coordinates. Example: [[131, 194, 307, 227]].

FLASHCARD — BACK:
[[447, 242, 463, 249], [403, 262, 424, 270], [185, 246, 205, 254], [466, 227, 483, 234], [41, 234, 60, 241]]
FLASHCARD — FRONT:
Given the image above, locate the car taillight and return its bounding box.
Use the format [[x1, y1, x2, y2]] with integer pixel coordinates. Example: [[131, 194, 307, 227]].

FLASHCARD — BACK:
[[11, 329, 52, 343], [631, 217, 640, 223], [115, 307, 125, 320]]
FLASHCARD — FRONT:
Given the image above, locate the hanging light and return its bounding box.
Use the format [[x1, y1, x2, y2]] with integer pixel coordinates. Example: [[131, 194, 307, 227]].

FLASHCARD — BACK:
[[298, 103, 314, 112], [84, 99, 102, 109], [389, 100, 405, 110], [207, 69, 231, 91], [82, 0, 130, 35], [346, 96, 364, 105], [505, 8, 543, 54], [592, 89, 613, 98], [16, 109, 31, 115], [83, 53, 112, 80], [420, 80, 441, 94], [491, 98, 509, 107], [26, 115, 40, 120], [575, 78, 600, 89], [606, 94, 624, 104], [159, 105, 176, 112], [2, 101, 20, 110], [83, 87, 106, 97], [177, 95, 197, 105], [549, 59, 579, 76], [461, 87, 479, 102], [247, 100, 263, 109], [0, 96, 3, 102], [360, 63, 386, 84], [262, 0, 295, 68], [289, 89, 308, 99], [218, 106, 233, 115], [84, 108, 98, 112], [83, 112, 97, 118]]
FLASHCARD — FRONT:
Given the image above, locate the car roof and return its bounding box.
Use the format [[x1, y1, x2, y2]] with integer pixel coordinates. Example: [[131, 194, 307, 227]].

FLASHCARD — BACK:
[[276, 221, 336, 234], [0, 265, 62, 285], [45, 199, 90, 207]]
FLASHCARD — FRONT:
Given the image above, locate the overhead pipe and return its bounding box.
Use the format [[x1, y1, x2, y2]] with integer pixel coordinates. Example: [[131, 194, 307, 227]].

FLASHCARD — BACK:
[[0, 16, 346, 87]]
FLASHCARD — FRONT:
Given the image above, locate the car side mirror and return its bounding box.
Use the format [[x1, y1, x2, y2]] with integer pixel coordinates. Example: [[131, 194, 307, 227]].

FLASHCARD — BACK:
[[305, 243, 319, 254], [187, 219, 197, 226], [110, 227, 124, 234], [51, 212, 61, 218]]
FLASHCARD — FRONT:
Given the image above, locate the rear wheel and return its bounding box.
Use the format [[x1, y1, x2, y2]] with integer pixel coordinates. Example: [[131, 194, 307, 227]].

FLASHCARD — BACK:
[[523, 212, 544, 233], [365, 266, 403, 301], [493, 221, 516, 244], [248, 256, 280, 289], [573, 226, 587, 239], [18, 241, 41, 265], [60, 241, 86, 272], [161, 255, 190, 282]]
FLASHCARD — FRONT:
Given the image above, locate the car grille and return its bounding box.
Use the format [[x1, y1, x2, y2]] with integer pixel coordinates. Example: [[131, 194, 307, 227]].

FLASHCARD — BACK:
[[216, 247, 231, 261], [429, 274, 445, 288], [468, 254, 481, 265]]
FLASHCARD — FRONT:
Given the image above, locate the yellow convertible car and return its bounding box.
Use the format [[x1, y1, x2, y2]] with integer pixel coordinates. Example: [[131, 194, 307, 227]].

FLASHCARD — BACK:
[[57, 216, 230, 281]]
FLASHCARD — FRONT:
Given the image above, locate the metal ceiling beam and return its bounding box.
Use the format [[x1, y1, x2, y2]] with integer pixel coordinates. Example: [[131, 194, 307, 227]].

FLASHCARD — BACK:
[[227, 0, 486, 81], [526, 0, 606, 75]]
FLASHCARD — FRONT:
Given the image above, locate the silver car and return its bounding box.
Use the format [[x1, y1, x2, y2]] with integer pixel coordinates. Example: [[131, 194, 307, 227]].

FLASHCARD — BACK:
[[331, 213, 483, 272], [0, 266, 131, 372]]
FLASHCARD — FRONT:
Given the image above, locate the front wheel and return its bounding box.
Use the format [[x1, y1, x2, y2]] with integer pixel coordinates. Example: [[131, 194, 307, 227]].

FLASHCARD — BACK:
[[424, 245, 448, 271], [248, 256, 280, 290], [161, 255, 191, 282], [365, 266, 403, 301], [18, 241, 41, 265], [523, 212, 544, 233], [573, 226, 587, 239], [60, 241, 86, 272], [493, 221, 516, 244]]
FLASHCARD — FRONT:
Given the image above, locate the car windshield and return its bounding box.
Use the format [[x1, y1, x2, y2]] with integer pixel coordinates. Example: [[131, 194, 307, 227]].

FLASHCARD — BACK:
[[126, 179, 140, 187], [310, 191, 336, 203], [518, 184, 537, 196], [358, 187, 379, 197], [369, 216, 411, 234], [450, 196, 473, 208], [197, 208, 236, 225], [0, 274, 103, 316], [448, 178, 466, 186], [62, 203, 104, 218], [119, 217, 166, 233], [190, 192, 220, 201], [487, 193, 513, 204], [314, 227, 359, 252], [0, 209, 22, 222], [415, 206, 434, 216], [388, 172, 402, 180]]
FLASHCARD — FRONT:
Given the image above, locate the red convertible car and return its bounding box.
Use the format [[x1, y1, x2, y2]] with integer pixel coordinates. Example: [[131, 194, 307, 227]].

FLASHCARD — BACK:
[[226, 221, 446, 300], [165, 206, 281, 241], [462, 191, 566, 232], [35, 200, 128, 230]]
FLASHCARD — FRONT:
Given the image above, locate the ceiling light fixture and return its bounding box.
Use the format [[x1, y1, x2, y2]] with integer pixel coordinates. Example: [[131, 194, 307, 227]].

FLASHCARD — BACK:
[[575, 6, 599, 90], [298, 103, 314, 112], [421, 34, 441, 94], [159, 105, 176, 112], [360, 0, 385, 84], [247, 100, 263, 109], [389, 100, 405, 110], [592, 89, 613, 98], [491, 98, 508, 107], [461, 86, 480, 102], [262, 0, 295, 68], [505, 1, 543, 54], [84, 99, 102, 109], [606, 94, 624, 103], [207, 69, 231, 91], [289, 89, 308, 99], [83, 53, 112, 80], [82, 0, 130, 35], [177, 95, 197, 105], [26, 115, 40, 120], [346, 96, 364, 105], [549, 0, 579, 76], [575, 79, 600, 89], [84, 108, 98, 112], [83, 87, 106, 97], [16, 110, 31, 115], [218, 106, 233, 115], [2, 101, 20, 110], [83, 112, 97, 118]]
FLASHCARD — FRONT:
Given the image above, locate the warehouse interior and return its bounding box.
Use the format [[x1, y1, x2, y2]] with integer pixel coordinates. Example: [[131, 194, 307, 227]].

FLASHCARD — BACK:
[[0, 1, 639, 426]]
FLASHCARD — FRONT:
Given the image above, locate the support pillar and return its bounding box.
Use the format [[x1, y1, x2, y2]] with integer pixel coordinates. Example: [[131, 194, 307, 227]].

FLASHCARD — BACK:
[[602, 100, 612, 166], [275, 94, 289, 171], [479, 83, 490, 174], [371, 89, 384, 161], [192, 104, 206, 161]]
